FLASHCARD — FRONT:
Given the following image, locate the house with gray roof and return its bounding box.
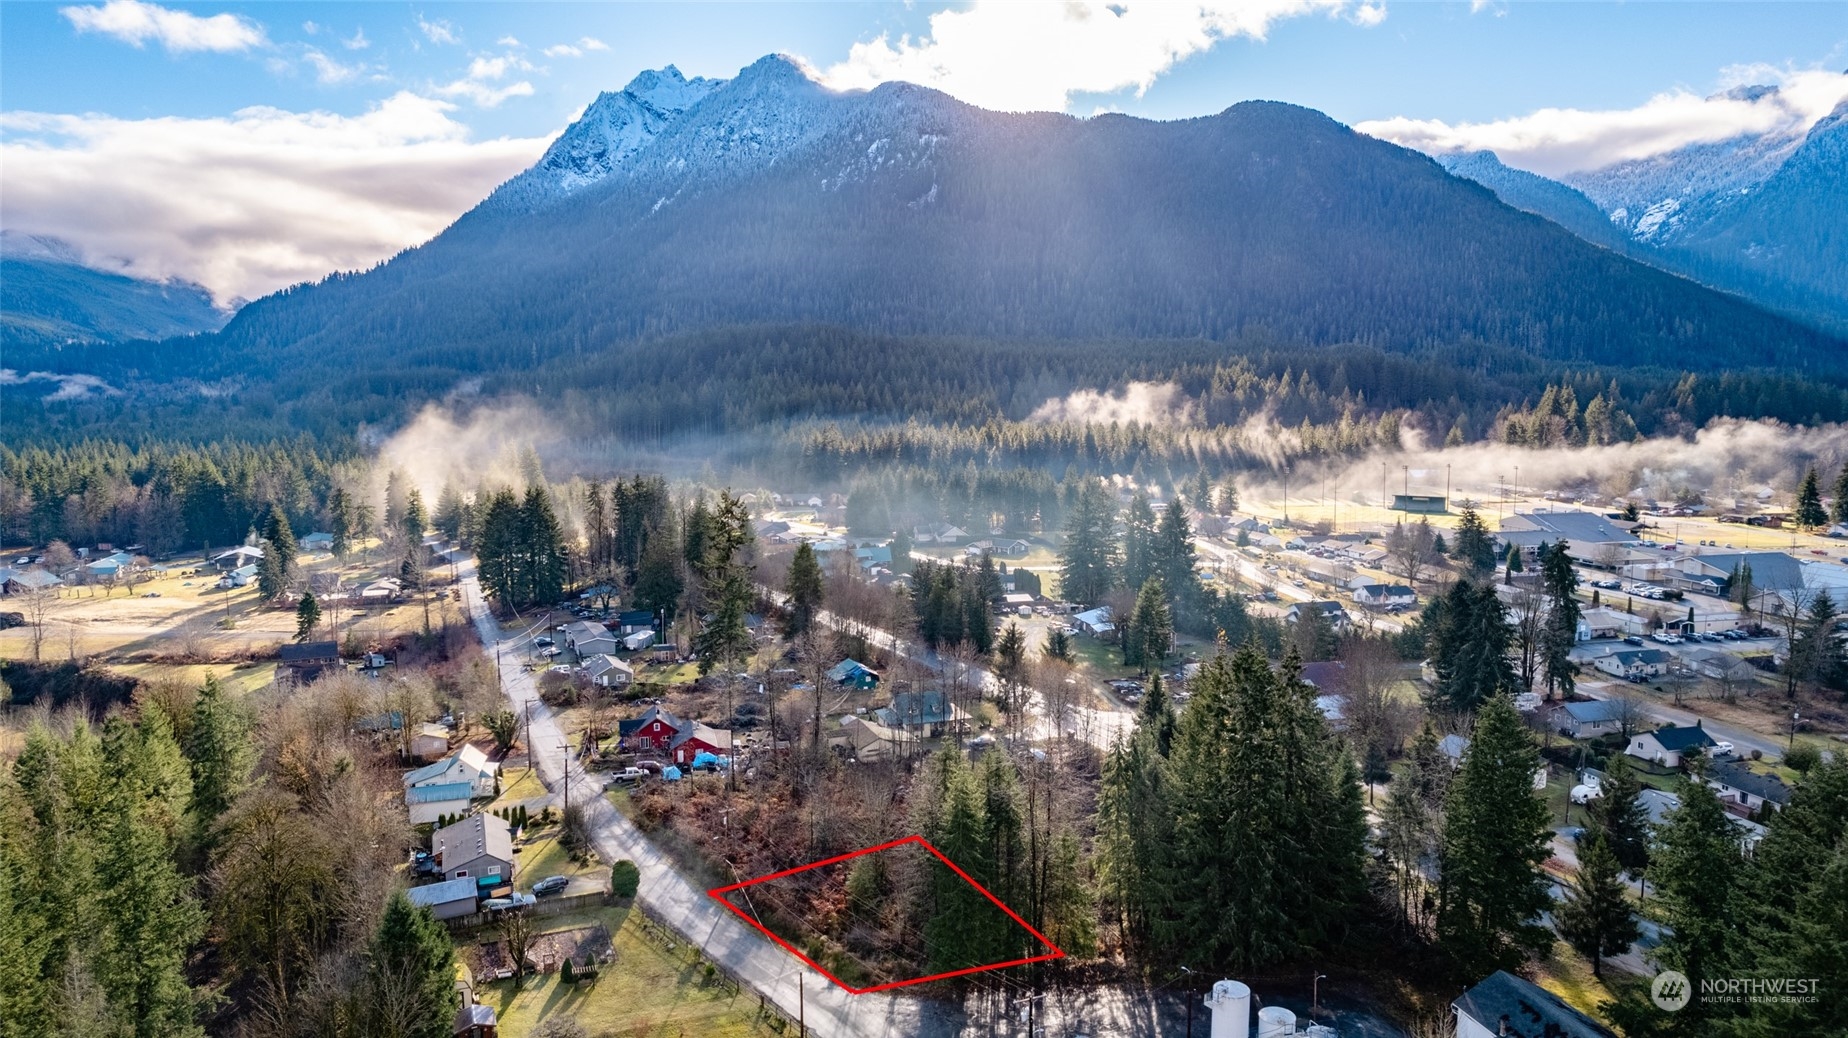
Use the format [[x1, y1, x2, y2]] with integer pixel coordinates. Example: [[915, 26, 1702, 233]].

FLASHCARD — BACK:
[[1560, 699, 1627, 737], [1453, 969, 1616, 1038], [405, 876, 479, 920], [874, 690, 969, 738], [560, 620, 618, 657], [582, 653, 633, 688], [1499, 509, 1635, 545], [1, 568, 63, 595], [432, 813, 515, 887], [1704, 760, 1792, 814], [1673, 550, 1805, 592]]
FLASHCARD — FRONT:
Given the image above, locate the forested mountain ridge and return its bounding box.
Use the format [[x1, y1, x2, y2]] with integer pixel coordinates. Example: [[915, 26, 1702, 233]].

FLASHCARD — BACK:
[[0, 231, 229, 350], [110, 56, 1838, 393]]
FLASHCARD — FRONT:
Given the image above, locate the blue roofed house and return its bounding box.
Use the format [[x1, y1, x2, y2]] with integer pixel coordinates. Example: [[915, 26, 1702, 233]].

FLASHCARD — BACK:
[[854, 546, 894, 571], [827, 659, 880, 689], [405, 782, 474, 825], [874, 690, 969, 739], [1559, 699, 1627, 738], [615, 610, 656, 635]]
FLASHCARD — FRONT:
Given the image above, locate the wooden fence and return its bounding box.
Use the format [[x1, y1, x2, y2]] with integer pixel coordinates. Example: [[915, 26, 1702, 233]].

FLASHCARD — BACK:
[[443, 889, 610, 933]]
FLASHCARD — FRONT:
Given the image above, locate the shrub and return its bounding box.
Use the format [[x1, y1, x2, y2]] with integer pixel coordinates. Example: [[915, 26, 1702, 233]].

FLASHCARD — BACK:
[[610, 859, 640, 898], [560, 959, 577, 984]]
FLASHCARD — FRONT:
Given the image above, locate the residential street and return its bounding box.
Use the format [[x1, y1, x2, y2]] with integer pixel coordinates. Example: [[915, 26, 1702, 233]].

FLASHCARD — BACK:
[[463, 570, 1403, 1036]]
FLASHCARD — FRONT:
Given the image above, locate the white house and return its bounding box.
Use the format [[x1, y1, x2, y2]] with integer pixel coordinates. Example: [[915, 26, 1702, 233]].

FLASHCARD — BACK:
[[403, 744, 498, 799], [1353, 584, 1416, 609], [301, 531, 336, 551], [218, 564, 259, 589], [1593, 648, 1672, 681], [409, 723, 451, 761], [1072, 607, 1115, 637], [1439, 734, 1470, 768], [1625, 724, 1717, 768], [583, 654, 634, 688], [211, 545, 265, 571]]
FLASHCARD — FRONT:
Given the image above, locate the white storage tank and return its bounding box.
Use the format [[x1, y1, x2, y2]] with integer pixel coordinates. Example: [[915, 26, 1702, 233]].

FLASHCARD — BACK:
[[1203, 980, 1251, 1038], [1257, 1005, 1297, 1038]]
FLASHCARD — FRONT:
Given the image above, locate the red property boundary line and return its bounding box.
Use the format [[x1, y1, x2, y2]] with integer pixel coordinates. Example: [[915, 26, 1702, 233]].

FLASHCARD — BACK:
[[707, 834, 1065, 994]]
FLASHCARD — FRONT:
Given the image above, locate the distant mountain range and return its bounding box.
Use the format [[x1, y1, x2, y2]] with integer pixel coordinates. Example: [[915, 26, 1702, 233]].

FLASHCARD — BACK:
[[122, 56, 1832, 389], [1, 231, 231, 350], [1431, 80, 1847, 332], [6, 58, 1843, 450]]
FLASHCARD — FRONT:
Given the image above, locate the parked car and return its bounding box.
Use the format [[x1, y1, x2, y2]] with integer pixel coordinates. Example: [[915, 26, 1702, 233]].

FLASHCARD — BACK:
[[484, 893, 536, 911], [532, 875, 569, 896], [1710, 741, 1736, 757], [611, 767, 648, 783], [1624, 636, 1645, 646], [534, 636, 555, 647]]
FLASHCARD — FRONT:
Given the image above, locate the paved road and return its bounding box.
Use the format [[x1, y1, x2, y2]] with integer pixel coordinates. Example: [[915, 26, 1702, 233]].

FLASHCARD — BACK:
[[461, 570, 1350, 1036], [763, 588, 1138, 752], [460, 569, 954, 1037], [1570, 674, 1789, 761]]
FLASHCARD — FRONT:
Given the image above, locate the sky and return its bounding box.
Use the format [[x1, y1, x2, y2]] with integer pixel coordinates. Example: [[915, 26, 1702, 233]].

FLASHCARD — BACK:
[[3, 1, 1845, 302]]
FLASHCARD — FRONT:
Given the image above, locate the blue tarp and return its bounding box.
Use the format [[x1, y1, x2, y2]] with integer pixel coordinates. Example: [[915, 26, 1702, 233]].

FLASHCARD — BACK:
[[662, 766, 683, 781]]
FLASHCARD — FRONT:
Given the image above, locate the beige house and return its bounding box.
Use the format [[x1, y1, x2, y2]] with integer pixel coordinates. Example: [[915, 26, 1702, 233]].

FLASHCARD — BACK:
[[409, 723, 451, 761], [828, 716, 911, 762]]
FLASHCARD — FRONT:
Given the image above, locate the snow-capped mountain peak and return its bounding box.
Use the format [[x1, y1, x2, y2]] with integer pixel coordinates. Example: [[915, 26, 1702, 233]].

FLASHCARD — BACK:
[[493, 63, 720, 205]]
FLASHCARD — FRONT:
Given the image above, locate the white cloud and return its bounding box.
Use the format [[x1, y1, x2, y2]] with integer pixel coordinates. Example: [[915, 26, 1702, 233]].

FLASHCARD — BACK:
[[1350, 3, 1387, 28], [815, 0, 1368, 113], [60, 0, 267, 54], [417, 15, 458, 45], [302, 48, 364, 85], [343, 27, 370, 50], [1357, 67, 1848, 176], [0, 94, 550, 302], [496, 35, 521, 47], [544, 37, 609, 59], [433, 49, 536, 107], [302, 20, 319, 35]]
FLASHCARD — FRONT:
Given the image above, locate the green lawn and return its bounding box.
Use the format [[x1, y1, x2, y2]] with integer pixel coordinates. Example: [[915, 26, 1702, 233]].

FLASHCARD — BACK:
[[466, 906, 781, 1038], [512, 821, 607, 892]]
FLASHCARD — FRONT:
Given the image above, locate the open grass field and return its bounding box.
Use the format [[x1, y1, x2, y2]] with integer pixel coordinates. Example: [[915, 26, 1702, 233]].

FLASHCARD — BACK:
[[463, 905, 780, 1038], [0, 545, 456, 699]]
